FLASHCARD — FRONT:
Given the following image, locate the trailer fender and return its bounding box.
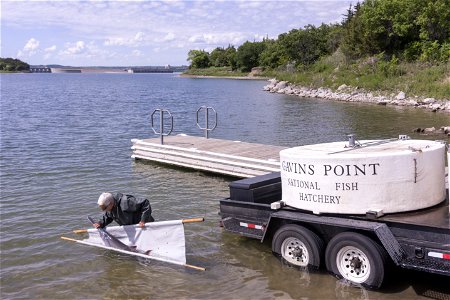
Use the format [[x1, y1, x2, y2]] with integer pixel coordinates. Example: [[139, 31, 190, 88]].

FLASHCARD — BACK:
[[372, 224, 405, 265]]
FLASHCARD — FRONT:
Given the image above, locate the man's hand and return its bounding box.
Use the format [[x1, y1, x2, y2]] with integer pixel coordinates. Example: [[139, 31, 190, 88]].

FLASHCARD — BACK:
[[93, 223, 101, 228], [138, 221, 145, 228]]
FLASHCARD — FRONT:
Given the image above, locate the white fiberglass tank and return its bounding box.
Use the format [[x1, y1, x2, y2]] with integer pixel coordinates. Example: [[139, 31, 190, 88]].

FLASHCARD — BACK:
[[280, 137, 446, 215]]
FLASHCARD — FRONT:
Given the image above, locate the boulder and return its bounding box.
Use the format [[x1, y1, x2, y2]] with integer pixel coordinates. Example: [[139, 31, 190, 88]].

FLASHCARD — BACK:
[[407, 100, 419, 106], [423, 98, 436, 104], [337, 84, 348, 91], [431, 103, 442, 111], [441, 126, 450, 134], [273, 81, 288, 92], [396, 91, 406, 100]]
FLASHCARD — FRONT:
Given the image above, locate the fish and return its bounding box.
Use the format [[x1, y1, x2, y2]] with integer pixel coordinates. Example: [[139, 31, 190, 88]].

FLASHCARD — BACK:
[[87, 216, 151, 255]]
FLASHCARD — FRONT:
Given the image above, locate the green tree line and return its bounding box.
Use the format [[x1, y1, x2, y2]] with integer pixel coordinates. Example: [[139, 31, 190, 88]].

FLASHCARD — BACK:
[[0, 58, 30, 72], [187, 0, 449, 72]]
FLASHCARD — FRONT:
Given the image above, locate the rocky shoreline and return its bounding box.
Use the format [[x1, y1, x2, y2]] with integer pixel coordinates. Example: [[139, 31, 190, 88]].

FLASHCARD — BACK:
[[263, 79, 450, 113]]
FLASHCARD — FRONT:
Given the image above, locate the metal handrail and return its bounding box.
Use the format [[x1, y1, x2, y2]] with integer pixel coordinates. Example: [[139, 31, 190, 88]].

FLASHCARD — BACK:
[[151, 108, 173, 145], [196, 106, 217, 139]]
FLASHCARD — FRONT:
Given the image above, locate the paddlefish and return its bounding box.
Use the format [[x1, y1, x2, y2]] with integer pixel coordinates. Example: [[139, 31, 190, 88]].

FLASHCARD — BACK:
[[87, 216, 151, 255]]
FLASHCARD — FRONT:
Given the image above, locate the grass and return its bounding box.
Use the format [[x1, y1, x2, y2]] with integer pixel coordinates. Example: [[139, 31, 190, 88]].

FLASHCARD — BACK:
[[262, 58, 450, 99], [183, 66, 249, 77]]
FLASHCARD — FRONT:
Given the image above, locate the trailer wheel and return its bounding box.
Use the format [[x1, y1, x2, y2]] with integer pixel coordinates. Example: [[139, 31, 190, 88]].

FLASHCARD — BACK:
[[325, 232, 388, 288], [272, 224, 324, 269]]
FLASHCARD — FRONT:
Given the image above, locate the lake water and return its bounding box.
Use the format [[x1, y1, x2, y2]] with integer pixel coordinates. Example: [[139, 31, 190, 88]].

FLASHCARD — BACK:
[[1, 73, 449, 299]]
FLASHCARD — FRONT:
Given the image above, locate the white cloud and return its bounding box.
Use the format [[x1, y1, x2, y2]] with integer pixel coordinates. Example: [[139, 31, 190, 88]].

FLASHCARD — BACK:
[[131, 49, 143, 57], [104, 37, 126, 47], [104, 32, 145, 47], [24, 38, 39, 52], [162, 32, 175, 42], [134, 32, 144, 42], [43, 45, 56, 60], [45, 45, 57, 52], [188, 34, 205, 44], [63, 41, 86, 55], [17, 38, 40, 57], [57, 40, 120, 63], [188, 32, 247, 46]]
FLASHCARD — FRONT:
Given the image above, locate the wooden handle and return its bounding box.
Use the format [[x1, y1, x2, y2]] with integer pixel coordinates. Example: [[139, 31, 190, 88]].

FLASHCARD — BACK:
[[184, 263, 206, 271], [61, 236, 205, 270], [182, 218, 204, 223], [61, 236, 78, 242], [72, 218, 204, 233]]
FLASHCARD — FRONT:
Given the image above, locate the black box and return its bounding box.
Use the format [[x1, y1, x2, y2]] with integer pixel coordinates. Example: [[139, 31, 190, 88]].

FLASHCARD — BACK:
[[229, 172, 281, 204]]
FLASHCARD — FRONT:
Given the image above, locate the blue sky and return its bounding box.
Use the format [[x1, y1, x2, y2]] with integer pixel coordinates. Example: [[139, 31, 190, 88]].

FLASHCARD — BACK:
[[2, 0, 356, 66]]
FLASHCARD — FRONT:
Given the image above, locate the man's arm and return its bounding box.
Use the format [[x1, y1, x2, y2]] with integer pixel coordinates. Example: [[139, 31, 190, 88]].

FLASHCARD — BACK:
[[95, 213, 113, 228], [138, 198, 152, 223]]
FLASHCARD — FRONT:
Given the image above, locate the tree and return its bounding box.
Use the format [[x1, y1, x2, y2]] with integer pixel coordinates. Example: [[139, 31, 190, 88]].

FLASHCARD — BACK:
[[187, 50, 210, 69], [361, 0, 421, 54], [0, 57, 30, 72], [340, 2, 367, 59], [258, 39, 288, 69], [225, 46, 237, 70], [340, 0, 449, 61], [416, 0, 450, 42], [236, 41, 266, 72], [209, 47, 228, 67], [278, 24, 333, 66]]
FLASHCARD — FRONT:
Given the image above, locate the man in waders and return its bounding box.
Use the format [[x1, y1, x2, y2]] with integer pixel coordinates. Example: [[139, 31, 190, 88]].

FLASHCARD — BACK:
[[93, 192, 155, 228]]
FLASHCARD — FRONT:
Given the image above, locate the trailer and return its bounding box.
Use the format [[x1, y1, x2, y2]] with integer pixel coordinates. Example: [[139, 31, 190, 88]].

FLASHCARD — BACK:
[[219, 137, 450, 288]]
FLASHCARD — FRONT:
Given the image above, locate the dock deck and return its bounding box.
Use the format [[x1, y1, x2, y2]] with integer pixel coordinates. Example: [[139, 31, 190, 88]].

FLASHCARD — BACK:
[[131, 134, 286, 178]]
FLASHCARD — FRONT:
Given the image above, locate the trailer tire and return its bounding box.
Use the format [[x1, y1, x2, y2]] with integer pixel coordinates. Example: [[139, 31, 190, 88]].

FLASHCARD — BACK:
[[325, 232, 388, 288], [272, 224, 324, 269]]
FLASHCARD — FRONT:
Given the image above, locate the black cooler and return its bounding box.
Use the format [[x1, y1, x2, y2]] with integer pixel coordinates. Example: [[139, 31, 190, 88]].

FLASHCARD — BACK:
[[229, 172, 281, 204]]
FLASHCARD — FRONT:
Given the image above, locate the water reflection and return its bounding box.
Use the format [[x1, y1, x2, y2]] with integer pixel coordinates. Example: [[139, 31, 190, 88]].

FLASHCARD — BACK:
[[335, 280, 369, 300]]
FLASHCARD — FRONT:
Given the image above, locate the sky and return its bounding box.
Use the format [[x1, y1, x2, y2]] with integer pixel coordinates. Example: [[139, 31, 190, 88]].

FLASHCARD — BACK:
[[1, 0, 356, 67]]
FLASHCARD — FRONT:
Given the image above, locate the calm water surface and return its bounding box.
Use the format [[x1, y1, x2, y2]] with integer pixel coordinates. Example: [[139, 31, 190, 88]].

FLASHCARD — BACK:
[[1, 73, 449, 299]]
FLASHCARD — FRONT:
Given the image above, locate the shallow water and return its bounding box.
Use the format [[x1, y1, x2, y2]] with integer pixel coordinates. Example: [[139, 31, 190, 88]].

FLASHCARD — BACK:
[[1, 73, 449, 299]]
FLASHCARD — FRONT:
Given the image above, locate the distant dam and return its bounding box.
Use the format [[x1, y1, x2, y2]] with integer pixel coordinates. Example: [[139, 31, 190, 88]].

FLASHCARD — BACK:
[[29, 65, 188, 73]]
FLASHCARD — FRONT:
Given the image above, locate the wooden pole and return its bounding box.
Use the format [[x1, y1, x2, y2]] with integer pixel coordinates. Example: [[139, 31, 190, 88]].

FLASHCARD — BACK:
[[61, 236, 206, 271], [184, 263, 206, 271], [61, 236, 79, 242], [182, 217, 204, 223], [73, 218, 204, 234]]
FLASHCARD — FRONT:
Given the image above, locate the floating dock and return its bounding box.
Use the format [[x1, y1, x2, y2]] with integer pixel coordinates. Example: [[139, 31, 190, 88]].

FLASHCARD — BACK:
[[131, 134, 286, 178]]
